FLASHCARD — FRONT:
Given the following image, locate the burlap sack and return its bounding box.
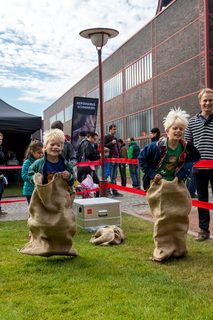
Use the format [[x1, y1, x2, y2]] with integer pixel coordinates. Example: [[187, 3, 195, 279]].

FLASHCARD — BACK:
[[90, 225, 124, 246], [147, 177, 191, 262], [20, 173, 77, 257]]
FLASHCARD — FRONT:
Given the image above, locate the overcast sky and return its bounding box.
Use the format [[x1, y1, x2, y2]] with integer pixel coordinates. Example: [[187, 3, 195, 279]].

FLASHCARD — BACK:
[[0, 0, 158, 117]]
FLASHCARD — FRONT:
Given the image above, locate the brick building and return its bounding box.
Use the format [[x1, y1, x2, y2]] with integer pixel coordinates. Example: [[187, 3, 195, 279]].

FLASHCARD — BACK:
[[43, 0, 213, 146]]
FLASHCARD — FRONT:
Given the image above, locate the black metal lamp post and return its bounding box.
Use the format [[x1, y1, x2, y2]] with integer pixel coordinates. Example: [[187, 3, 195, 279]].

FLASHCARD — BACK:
[[79, 28, 119, 196]]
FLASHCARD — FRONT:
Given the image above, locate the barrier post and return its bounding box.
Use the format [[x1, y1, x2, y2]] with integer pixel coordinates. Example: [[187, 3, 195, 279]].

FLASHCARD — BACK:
[[99, 180, 108, 197]]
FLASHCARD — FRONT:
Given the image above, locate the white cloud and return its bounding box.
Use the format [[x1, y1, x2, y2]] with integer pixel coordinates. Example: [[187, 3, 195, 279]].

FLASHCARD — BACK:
[[0, 0, 157, 115]]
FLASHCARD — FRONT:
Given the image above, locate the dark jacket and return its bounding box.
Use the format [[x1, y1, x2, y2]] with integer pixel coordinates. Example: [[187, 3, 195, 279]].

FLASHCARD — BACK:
[[77, 139, 100, 183], [0, 146, 5, 176], [62, 140, 76, 162], [120, 145, 128, 158], [77, 139, 100, 162], [138, 137, 200, 191], [104, 134, 119, 158]]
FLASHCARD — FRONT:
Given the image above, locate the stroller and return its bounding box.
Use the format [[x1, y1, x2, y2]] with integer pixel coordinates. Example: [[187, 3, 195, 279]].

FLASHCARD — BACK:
[[76, 174, 99, 198]]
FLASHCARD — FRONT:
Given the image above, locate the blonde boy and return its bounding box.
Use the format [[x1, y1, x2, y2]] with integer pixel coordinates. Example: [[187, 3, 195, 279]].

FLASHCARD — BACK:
[[21, 129, 76, 257], [139, 108, 200, 262], [29, 129, 74, 187]]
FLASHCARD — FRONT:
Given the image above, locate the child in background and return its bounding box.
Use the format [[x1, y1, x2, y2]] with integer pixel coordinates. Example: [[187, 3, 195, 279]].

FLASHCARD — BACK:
[[104, 147, 111, 181], [139, 108, 200, 262], [21, 141, 43, 204], [104, 147, 112, 196]]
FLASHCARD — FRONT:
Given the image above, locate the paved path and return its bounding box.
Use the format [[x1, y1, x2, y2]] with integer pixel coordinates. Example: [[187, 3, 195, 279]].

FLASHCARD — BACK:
[[1, 191, 212, 238]]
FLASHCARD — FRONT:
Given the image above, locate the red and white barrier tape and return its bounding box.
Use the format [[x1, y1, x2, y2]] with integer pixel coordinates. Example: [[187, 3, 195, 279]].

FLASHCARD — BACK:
[[0, 166, 22, 169], [1, 160, 213, 209], [1, 159, 213, 169]]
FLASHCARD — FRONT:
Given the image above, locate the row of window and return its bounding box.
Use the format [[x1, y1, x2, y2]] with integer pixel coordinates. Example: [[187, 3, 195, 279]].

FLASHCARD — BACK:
[[49, 104, 73, 126], [49, 52, 153, 127], [125, 53, 152, 90], [104, 72, 123, 101], [88, 51, 152, 102]]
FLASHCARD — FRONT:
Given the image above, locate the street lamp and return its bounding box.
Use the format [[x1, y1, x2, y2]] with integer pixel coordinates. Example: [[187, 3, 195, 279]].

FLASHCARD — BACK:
[[79, 28, 119, 196]]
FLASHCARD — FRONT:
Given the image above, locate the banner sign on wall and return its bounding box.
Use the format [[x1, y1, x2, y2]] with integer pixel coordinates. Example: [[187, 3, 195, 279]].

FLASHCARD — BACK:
[[71, 96, 99, 151]]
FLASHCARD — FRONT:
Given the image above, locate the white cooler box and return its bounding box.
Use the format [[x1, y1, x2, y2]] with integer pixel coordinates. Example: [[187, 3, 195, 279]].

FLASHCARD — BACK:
[[73, 197, 121, 231]]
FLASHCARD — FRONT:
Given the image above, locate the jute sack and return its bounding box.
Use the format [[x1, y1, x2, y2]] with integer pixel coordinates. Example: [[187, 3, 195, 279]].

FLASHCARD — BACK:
[[147, 177, 191, 262], [90, 225, 124, 246], [20, 173, 77, 257]]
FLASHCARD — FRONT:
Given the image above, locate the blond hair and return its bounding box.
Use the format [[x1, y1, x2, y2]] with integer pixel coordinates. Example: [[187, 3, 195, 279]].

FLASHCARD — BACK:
[[163, 107, 189, 130], [43, 129, 65, 147], [198, 88, 213, 101]]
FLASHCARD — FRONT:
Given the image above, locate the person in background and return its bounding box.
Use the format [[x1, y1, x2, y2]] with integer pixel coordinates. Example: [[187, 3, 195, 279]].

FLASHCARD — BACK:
[[186, 169, 197, 198], [127, 137, 141, 189], [93, 132, 100, 178], [77, 132, 100, 197], [150, 128, 161, 142], [103, 147, 111, 181], [104, 124, 123, 197], [118, 138, 127, 187], [185, 88, 213, 241], [6, 151, 19, 165], [51, 120, 76, 162], [21, 141, 43, 204], [0, 132, 7, 215]]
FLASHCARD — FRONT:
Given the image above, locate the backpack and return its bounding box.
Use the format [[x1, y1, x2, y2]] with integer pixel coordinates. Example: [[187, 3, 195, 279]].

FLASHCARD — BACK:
[[76, 140, 87, 162], [132, 144, 140, 159]]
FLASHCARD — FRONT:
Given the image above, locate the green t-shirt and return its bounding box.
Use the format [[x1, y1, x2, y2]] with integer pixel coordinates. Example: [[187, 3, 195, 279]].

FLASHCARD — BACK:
[[157, 143, 183, 181]]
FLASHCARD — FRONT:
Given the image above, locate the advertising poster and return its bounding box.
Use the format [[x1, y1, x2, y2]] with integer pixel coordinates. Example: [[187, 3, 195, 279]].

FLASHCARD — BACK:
[[71, 96, 99, 151]]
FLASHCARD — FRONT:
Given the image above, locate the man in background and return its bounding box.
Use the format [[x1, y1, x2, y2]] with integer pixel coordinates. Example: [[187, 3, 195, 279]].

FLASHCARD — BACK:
[[185, 88, 213, 241], [104, 124, 123, 197]]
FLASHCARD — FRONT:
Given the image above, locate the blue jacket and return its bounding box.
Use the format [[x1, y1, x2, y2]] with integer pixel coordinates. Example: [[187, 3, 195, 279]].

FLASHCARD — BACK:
[[138, 137, 200, 190], [21, 157, 36, 196]]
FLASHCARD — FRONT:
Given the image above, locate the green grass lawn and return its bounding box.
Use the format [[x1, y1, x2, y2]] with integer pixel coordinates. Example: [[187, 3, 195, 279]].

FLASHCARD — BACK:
[[0, 214, 212, 320]]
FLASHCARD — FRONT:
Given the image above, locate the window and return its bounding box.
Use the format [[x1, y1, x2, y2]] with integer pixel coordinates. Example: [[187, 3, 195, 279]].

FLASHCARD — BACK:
[[125, 52, 152, 90], [87, 88, 99, 99], [104, 72, 123, 102], [65, 105, 73, 122], [126, 109, 153, 140], [50, 114, 56, 126], [56, 110, 64, 123]]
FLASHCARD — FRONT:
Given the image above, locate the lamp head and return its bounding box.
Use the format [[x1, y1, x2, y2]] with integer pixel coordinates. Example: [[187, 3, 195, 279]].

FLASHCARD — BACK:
[[80, 28, 119, 49]]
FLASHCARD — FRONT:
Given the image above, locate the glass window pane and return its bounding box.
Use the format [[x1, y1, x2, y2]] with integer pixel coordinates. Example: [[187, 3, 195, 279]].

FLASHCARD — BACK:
[[65, 105, 73, 122]]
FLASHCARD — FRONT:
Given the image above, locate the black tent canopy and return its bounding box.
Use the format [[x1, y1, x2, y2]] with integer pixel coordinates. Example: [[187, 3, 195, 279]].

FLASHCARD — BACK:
[[0, 99, 42, 133], [0, 99, 42, 164]]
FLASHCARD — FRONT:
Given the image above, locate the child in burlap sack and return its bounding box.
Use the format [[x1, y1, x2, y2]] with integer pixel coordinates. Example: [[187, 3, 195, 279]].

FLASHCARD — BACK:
[[20, 129, 77, 257], [139, 108, 200, 262]]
